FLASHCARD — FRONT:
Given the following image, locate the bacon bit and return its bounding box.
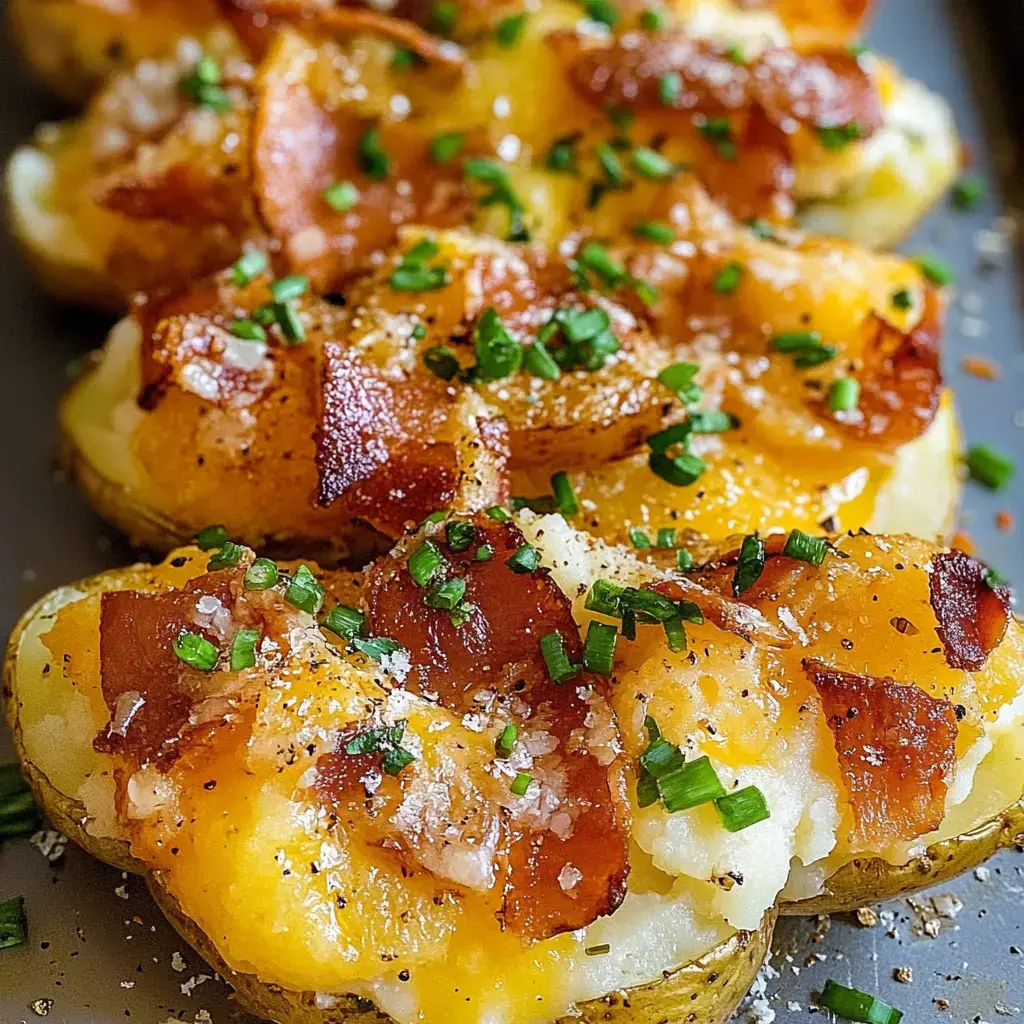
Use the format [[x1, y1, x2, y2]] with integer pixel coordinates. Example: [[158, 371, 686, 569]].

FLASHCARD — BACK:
[[365, 517, 630, 940], [928, 550, 1010, 671], [996, 509, 1014, 533], [961, 354, 1001, 380], [805, 659, 959, 846], [832, 286, 944, 449], [251, 30, 471, 289]]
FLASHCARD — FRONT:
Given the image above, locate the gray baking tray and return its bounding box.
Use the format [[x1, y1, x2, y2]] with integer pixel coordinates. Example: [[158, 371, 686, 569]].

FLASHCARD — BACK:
[[1, 0, 1022, 1020]]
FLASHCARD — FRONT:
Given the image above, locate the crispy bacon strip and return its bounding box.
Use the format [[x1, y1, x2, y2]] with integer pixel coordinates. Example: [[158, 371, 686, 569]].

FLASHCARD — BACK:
[[805, 659, 958, 847], [365, 517, 630, 940], [929, 550, 1011, 672], [563, 33, 882, 136]]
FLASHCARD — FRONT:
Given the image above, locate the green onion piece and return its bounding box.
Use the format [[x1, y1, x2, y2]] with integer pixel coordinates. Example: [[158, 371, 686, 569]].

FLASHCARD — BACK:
[[179, 57, 232, 111], [429, 131, 465, 165], [524, 339, 561, 380], [628, 527, 651, 549], [966, 443, 1015, 490], [173, 631, 219, 672], [231, 250, 268, 286], [547, 135, 578, 172], [712, 261, 744, 295], [582, 0, 619, 26], [229, 318, 267, 342], [914, 252, 955, 286], [951, 173, 985, 210], [578, 241, 626, 287], [551, 471, 579, 516], [358, 127, 390, 181], [424, 577, 467, 610], [816, 122, 863, 150], [496, 723, 519, 758], [0, 896, 27, 949], [891, 287, 913, 310], [562, 306, 609, 342], [229, 627, 261, 671], [390, 265, 450, 292], [783, 529, 828, 567], [422, 510, 448, 526], [423, 345, 461, 380], [583, 620, 617, 675], [585, 943, 611, 956], [662, 616, 687, 653], [475, 543, 494, 561], [677, 548, 693, 570], [345, 722, 415, 776], [284, 565, 325, 615], [655, 527, 676, 549], [510, 771, 533, 796], [252, 303, 277, 326], [636, 771, 660, 807], [474, 307, 523, 379], [409, 540, 444, 587], [828, 376, 861, 412], [699, 117, 737, 159], [496, 11, 528, 45], [596, 142, 625, 188], [431, 0, 456, 32], [351, 636, 403, 662], [506, 543, 541, 574], [732, 533, 766, 596], [509, 497, 558, 518], [771, 330, 822, 353], [0, 765, 42, 839], [445, 520, 476, 552], [244, 558, 279, 590], [716, 785, 770, 832], [649, 451, 707, 487], [540, 630, 579, 683], [658, 755, 726, 812], [632, 220, 674, 244], [195, 524, 229, 550], [585, 579, 625, 617], [321, 604, 364, 640], [208, 540, 244, 571], [269, 275, 308, 303], [817, 980, 903, 1024], [657, 361, 702, 404], [688, 410, 737, 434], [658, 71, 681, 106], [412, 322, 427, 340], [323, 180, 359, 213], [640, 737, 685, 778], [725, 42, 746, 63], [390, 46, 422, 71], [485, 505, 510, 521], [275, 302, 306, 343], [794, 344, 837, 369], [620, 587, 679, 623], [640, 7, 667, 30], [632, 146, 675, 179]]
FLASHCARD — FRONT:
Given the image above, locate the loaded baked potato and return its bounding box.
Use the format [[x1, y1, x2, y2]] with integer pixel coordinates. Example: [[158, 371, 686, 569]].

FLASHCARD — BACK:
[[5, 0, 958, 306], [60, 208, 959, 557], [4, 516, 1022, 1024]]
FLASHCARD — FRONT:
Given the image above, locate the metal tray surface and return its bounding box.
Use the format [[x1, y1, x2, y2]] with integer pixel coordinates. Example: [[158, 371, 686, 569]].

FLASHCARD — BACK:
[[0, 0, 1021, 1021]]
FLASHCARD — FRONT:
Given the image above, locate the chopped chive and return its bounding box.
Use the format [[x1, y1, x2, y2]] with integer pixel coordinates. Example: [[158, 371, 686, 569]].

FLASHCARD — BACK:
[[662, 616, 687, 653], [716, 785, 770, 832], [649, 451, 707, 487], [783, 529, 828, 567], [732, 533, 765, 596], [422, 509, 448, 526], [269, 275, 308, 303], [891, 287, 914, 310], [540, 630, 579, 683], [632, 146, 675, 179], [640, 7, 667, 30], [816, 122, 863, 150], [402, 237, 440, 265], [658, 71, 681, 106], [496, 723, 519, 757], [746, 217, 776, 240], [585, 942, 611, 956], [585, 579, 626, 617], [229, 627, 261, 671], [409, 540, 444, 587], [208, 540, 244, 571], [244, 558, 279, 590], [475, 543, 494, 561], [230, 250, 268, 287], [474, 307, 523, 379], [173, 631, 219, 671], [431, 0, 457, 33], [915, 252, 955, 286], [285, 565, 325, 615], [582, 0, 619, 26], [496, 11, 528, 45], [793, 344, 837, 368], [524, 339, 561, 380], [966, 444, 1015, 490], [429, 131, 465, 165], [390, 265, 450, 292], [817, 980, 902, 1024], [620, 587, 680, 622], [596, 142, 625, 188], [323, 180, 359, 213], [725, 42, 746, 64], [656, 527, 676, 549], [390, 46, 422, 71], [658, 755, 726, 812], [712, 261, 743, 295], [951, 173, 985, 211], [358, 127, 390, 181], [321, 604, 364, 640], [657, 361, 701, 404], [275, 301, 306, 344], [445, 520, 476, 553], [424, 577, 467, 610], [351, 635, 403, 662], [632, 220, 674, 244], [828, 376, 861, 412], [699, 118, 737, 160], [583, 620, 618, 675], [551, 472, 579, 516], [510, 771, 533, 796], [485, 505, 510, 521], [229, 319, 266, 342], [0, 765, 42, 839], [629, 527, 652, 549], [411, 322, 427, 340], [561, 306, 609, 342], [676, 548, 693, 570], [423, 345, 460, 380], [195, 524, 229, 550], [179, 55, 232, 111], [547, 134, 579, 172], [578, 241, 626, 287], [688, 410, 737, 434], [0, 896, 27, 949], [771, 330, 822, 352], [345, 722, 415, 775], [506, 543, 541, 573]]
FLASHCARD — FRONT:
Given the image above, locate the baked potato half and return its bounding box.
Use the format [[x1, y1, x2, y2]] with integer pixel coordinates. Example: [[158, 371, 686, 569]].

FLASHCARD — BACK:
[[60, 217, 959, 558], [5, 0, 958, 307], [4, 519, 1022, 1024]]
